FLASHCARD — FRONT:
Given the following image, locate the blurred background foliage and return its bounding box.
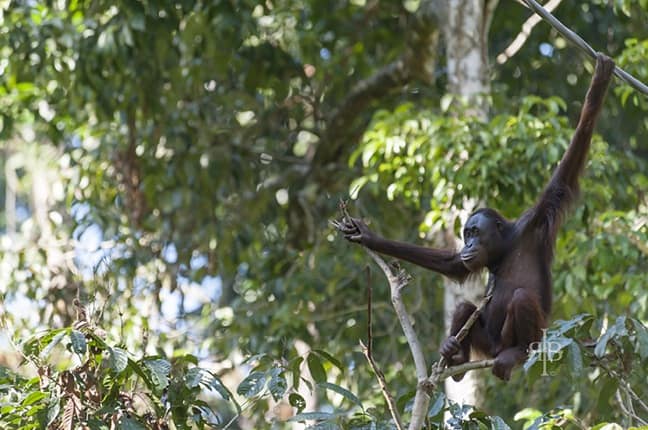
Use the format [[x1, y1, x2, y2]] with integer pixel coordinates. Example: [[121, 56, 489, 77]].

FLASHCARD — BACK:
[[0, 0, 646, 428]]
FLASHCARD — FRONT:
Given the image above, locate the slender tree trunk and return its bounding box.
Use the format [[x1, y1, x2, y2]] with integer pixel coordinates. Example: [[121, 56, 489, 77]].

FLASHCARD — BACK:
[[440, 0, 498, 407]]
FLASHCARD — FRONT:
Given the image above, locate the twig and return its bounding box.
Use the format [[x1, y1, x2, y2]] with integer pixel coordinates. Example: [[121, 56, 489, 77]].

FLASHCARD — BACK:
[[366, 266, 373, 359], [436, 359, 495, 381], [360, 340, 405, 430], [624, 383, 648, 414], [615, 389, 648, 426], [519, 0, 648, 97], [362, 264, 397, 427], [497, 0, 564, 64]]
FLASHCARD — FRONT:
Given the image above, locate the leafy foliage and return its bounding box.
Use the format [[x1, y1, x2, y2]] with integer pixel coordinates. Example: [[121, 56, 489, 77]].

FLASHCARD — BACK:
[[0, 317, 250, 429], [0, 0, 646, 428]]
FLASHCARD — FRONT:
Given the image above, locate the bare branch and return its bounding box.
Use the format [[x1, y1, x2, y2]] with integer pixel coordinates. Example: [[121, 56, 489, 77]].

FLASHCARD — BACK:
[[437, 359, 495, 381], [497, 0, 563, 64], [624, 384, 648, 414], [519, 0, 648, 97], [615, 389, 648, 426], [360, 340, 405, 430], [483, 0, 501, 48], [366, 266, 373, 359]]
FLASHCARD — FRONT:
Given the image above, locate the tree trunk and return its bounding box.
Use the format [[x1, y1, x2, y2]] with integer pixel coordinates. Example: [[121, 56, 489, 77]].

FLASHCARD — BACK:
[[440, 0, 498, 407]]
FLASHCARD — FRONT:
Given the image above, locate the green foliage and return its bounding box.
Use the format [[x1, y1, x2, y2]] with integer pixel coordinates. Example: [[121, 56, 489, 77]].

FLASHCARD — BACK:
[[0, 0, 646, 428], [616, 39, 648, 111], [519, 314, 647, 427], [351, 97, 573, 229], [0, 324, 240, 429]]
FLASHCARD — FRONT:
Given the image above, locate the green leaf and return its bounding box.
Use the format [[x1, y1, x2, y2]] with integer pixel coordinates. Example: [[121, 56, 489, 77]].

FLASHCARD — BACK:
[[590, 423, 619, 430], [46, 396, 61, 427], [523, 349, 539, 373], [567, 342, 583, 376], [595, 329, 613, 358], [289, 393, 306, 413], [109, 348, 129, 373], [237, 371, 266, 398], [397, 390, 416, 414], [70, 330, 87, 354], [268, 370, 287, 401], [118, 416, 146, 430], [349, 176, 369, 199], [596, 376, 618, 410], [513, 408, 542, 422], [595, 316, 627, 357], [40, 329, 68, 359], [144, 359, 171, 390], [307, 353, 327, 383], [490, 416, 512, 430], [185, 367, 202, 388], [312, 349, 344, 373], [186, 367, 231, 400], [631, 319, 648, 359], [552, 314, 591, 335], [428, 392, 445, 417], [130, 14, 146, 31], [319, 382, 362, 408], [15, 82, 35, 94], [289, 357, 303, 390], [22, 391, 47, 406], [207, 373, 232, 401]]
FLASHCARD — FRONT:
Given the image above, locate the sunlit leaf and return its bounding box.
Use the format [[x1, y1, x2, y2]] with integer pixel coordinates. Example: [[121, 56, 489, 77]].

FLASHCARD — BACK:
[[109, 348, 129, 374], [237, 371, 266, 398], [144, 359, 171, 390]]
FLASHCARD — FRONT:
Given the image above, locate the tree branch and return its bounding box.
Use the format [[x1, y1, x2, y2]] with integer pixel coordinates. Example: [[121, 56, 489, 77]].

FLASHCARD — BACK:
[[497, 0, 563, 64], [359, 263, 395, 426], [616, 389, 648, 426], [519, 0, 648, 97], [360, 340, 405, 430], [436, 359, 495, 381]]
